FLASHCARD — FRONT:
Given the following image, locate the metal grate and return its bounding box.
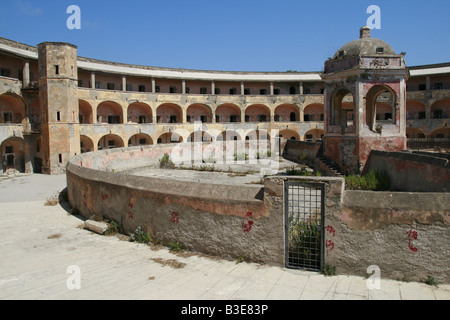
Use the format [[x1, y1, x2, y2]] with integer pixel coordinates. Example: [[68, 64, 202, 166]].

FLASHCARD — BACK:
[[285, 182, 324, 271]]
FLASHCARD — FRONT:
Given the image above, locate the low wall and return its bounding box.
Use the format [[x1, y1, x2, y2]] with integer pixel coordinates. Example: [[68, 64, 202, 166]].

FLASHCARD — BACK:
[[67, 143, 284, 265], [67, 144, 450, 283], [364, 150, 450, 192], [282, 140, 322, 165], [332, 190, 449, 283]]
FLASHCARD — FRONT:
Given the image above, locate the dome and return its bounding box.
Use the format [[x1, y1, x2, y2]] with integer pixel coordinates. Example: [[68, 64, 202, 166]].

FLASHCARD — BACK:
[[332, 26, 396, 59]]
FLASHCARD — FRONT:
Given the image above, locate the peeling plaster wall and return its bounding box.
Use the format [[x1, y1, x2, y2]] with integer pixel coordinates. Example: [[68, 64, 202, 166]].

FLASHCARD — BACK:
[[67, 143, 284, 265], [67, 135, 449, 284]]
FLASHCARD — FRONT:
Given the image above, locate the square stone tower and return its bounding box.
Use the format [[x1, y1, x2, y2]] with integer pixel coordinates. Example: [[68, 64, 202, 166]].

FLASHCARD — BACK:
[[321, 26, 410, 174], [38, 42, 80, 174]]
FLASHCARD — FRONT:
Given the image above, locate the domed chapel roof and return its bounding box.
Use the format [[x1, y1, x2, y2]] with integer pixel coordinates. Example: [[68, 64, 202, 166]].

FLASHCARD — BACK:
[[332, 26, 396, 59]]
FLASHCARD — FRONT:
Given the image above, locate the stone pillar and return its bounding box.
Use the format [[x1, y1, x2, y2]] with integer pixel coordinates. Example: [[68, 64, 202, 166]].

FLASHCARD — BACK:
[[152, 78, 156, 93], [240, 82, 245, 95], [91, 73, 96, 89], [211, 81, 215, 95], [270, 82, 274, 96], [299, 82, 304, 95], [122, 76, 127, 92], [182, 80, 186, 94], [23, 60, 30, 88]]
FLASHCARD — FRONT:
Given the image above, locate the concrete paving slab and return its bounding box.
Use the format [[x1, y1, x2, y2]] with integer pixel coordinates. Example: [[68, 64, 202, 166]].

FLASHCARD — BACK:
[[0, 174, 449, 301]]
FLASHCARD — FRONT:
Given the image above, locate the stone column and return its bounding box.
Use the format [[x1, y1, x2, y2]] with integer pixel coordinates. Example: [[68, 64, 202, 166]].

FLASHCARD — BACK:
[[152, 78, 156, 93], [122, 76, 127, 92], [23, 60, 30, 88], [91, 73, 96, 89]]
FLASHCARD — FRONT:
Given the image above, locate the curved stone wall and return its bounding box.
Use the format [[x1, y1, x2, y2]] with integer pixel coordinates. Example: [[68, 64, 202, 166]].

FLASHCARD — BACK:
[[66, 143, 284, 265]]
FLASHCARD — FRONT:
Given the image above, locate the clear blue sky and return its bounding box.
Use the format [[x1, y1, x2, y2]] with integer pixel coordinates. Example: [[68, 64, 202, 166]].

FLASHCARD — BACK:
[[1, 0, 449, 72]]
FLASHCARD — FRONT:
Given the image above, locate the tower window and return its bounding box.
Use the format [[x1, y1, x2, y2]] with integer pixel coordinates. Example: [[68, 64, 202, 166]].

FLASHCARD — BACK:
[[58, 154, 63, 164], [376, 47, 384, 54], [55, 65, 60, 75], [56, 112, 61, 121]]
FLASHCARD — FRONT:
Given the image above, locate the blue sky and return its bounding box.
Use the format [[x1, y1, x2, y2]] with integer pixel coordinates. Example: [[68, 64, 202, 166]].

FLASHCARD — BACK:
[[1, 0, 449, 72]]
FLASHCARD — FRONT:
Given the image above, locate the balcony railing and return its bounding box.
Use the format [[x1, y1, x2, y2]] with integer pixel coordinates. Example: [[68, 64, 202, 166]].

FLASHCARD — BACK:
[[407, 138, 450, 151]]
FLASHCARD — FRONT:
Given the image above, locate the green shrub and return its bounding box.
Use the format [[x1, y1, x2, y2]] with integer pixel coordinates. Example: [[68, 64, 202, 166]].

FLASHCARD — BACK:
[[130, 227, 152, 244], [159, 153, 175, 169], [105, 221, 122, 236], [286, 166, 313, 176], [169, 240, 184, 253], [322, 264, 337, 277], [345, 170, 390, 191]]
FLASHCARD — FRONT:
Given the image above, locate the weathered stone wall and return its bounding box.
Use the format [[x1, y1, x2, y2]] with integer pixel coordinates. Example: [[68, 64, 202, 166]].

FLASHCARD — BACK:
[[67, 144, 449, 283], [67, 143, 284, 265], [364, 150, 450, 192], [328, 190, 450, 283]]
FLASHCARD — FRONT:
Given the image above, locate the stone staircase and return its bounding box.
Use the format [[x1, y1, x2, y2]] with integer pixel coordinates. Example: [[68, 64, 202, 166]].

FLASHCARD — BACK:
[[316, 145, 344, 177]]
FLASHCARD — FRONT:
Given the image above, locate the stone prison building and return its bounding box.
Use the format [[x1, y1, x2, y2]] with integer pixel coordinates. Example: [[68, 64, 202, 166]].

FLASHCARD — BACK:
[[1, 28, 449, 283]]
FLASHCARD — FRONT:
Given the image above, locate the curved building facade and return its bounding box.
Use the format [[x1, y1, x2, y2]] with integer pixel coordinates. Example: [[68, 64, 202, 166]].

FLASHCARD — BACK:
[[0, 31, 449, 174]]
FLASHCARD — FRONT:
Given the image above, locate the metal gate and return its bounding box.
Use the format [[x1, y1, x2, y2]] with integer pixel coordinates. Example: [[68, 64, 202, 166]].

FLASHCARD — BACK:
[[285, 182, 325, 271]]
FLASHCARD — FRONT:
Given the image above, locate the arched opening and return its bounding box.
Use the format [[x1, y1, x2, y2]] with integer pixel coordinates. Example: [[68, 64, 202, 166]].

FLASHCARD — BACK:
[[127, 102, 152, 124], [188, 131, 214, 143], [305, 129, 324, 142], [157, 103, 182, 124], [97, 101, 123, 124], [304, 104, 324, 122], [431, 127, 450, 139], [128, 133, 153, 147], [430, 99, 450, 119], [0, 93, 26, 124], [245, 104, 270, 122], [274, 104, 299, 122], [279, 129, 300, 141], [1, 137, 27, 173], [79, 100, 93, 124], [157, 132, 183, 144], [217, 130, 242, 141], [187, 104, 212, 123], [365, 85, 397, 132], [406, 127, 426, 139], [215, 104, 241, 123], [331, 88, 354, 129], [406, 100, 426, 120], [97, 134, 125, 150], [80, 135, 94, 153]]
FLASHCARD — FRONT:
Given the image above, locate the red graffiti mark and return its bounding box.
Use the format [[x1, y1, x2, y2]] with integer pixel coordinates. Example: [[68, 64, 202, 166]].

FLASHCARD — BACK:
[[171, 212, 179, 224], [325, 225, 336, 237], [242, 212, 254, 233], [128, 211, 134, 220], [129, 202, 134, 209], [407, 230, 418, 240], [101, 194, 109, 202], [407, 230, 418, 253], [326, 240, 335, 251]]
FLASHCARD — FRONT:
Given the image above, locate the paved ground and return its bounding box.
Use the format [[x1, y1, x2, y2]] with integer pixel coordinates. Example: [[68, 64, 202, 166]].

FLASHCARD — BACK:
[[0, 173, 449, 301]]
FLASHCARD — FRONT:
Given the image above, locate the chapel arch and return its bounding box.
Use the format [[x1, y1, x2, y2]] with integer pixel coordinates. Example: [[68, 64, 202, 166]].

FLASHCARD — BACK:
[[365, 85, 397, 132], [331, 88, 355, 129]]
